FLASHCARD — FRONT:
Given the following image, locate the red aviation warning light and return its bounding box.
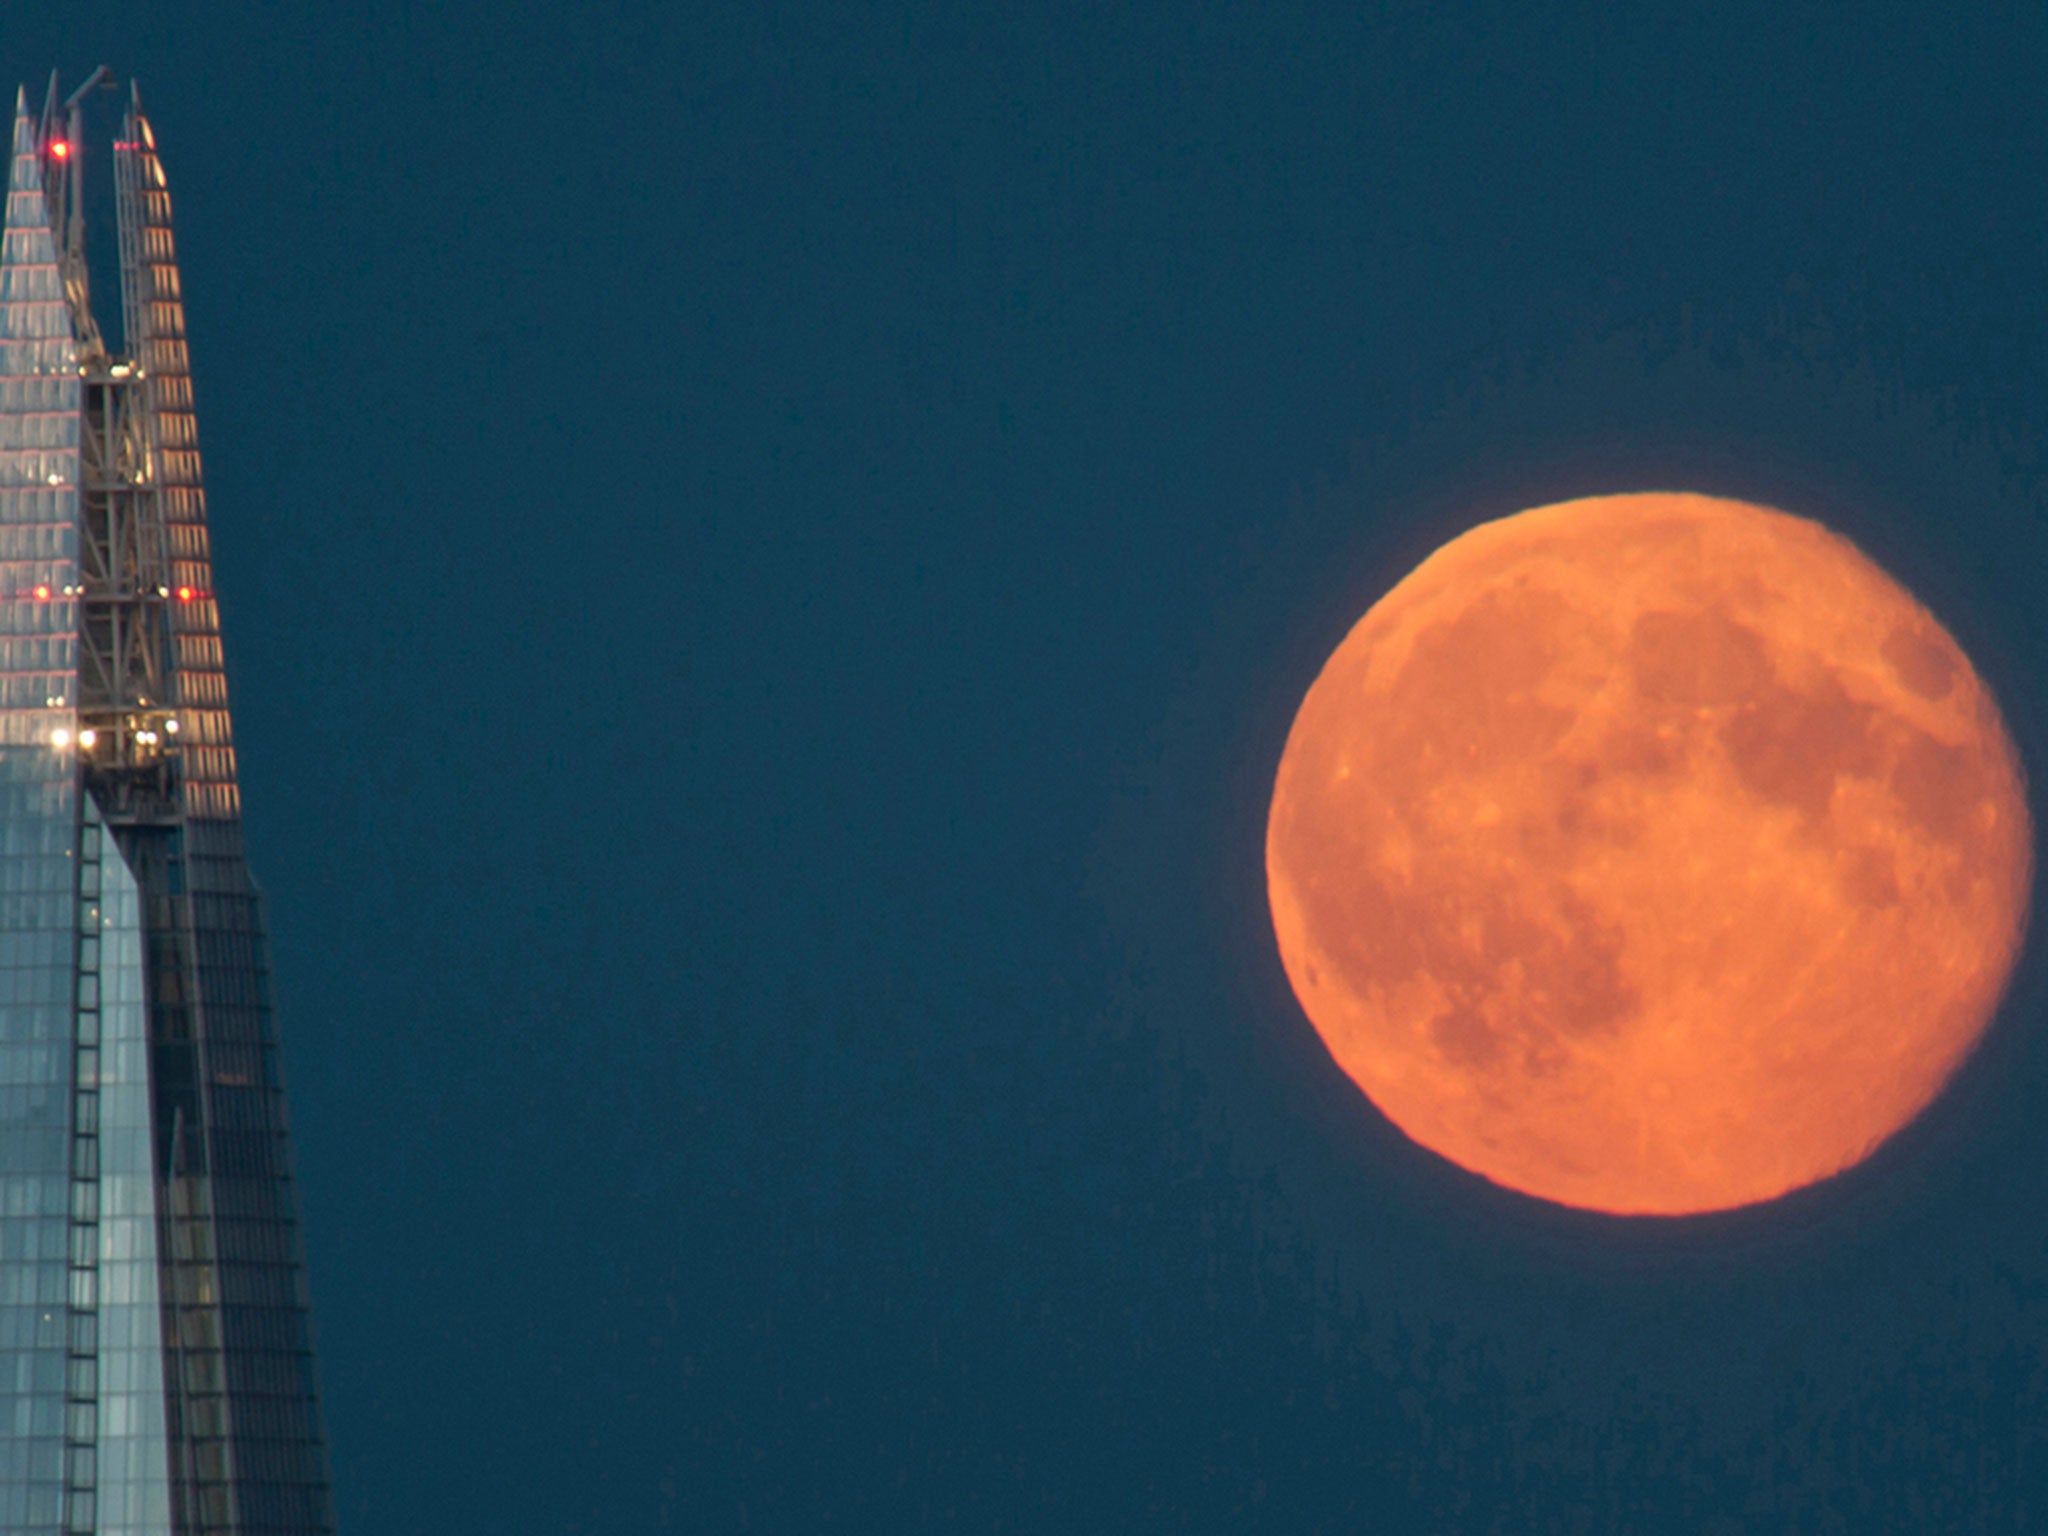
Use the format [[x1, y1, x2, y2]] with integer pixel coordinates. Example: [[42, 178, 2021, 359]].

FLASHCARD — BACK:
[[47, 141, 69, 160], [31, 585, 49, 601], [176, 586, 196, 601]]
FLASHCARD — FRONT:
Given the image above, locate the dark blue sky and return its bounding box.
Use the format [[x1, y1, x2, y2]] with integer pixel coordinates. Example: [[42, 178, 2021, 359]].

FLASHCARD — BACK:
[[15, 3, 2048, 1530]]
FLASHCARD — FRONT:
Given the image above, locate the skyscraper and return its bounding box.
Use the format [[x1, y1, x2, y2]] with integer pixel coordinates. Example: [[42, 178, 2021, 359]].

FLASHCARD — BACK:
[[0, 70, 334, 1535]]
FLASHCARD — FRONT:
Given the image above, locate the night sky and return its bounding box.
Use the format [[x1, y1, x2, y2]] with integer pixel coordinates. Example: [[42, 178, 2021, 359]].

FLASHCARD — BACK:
[[14, 4, 2048, 1531]]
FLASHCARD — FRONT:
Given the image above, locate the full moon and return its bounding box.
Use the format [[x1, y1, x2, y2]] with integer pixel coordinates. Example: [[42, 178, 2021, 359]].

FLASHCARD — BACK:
[[1266, 492, 2033, 1215]]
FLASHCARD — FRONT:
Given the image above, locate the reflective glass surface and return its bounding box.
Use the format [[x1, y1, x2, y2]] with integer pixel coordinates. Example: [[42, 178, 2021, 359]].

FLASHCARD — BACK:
[[0, 93, 83, 1536], [117, 113, 333, 1535], [86, 806, 171, 1536]]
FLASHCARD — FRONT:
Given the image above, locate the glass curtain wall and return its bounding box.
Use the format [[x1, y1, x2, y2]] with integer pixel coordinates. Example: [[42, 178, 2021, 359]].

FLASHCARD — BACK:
[[0, 85, 334, 1536], [82, 800, 171, 1536], [0, 89, 84, 1536]]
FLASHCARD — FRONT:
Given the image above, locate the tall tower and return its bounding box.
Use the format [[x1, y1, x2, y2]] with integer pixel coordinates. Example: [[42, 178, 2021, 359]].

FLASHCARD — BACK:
[[0, 70, 335, 1535]]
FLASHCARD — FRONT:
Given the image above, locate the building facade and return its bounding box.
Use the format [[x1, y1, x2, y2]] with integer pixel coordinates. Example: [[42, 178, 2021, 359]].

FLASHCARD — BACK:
[[0, 72, 334, 1535]]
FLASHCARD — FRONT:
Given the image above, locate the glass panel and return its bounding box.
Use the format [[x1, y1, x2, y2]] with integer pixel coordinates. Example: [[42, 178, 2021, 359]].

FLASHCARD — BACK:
[[89, 808, 169, 1536], [0, 94, 82, 1536]]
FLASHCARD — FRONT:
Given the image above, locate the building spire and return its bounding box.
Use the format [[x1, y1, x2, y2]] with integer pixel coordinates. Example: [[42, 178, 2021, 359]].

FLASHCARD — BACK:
[[0, 74, 338, 1536]]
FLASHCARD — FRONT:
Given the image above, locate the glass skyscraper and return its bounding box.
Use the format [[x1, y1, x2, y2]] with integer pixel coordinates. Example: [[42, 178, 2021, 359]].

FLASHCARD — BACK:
[[0, 71, 334, 1534]]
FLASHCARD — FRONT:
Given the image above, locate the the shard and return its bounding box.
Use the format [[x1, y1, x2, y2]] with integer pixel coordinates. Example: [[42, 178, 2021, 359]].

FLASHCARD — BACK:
[[0, 69, 334, 1535]]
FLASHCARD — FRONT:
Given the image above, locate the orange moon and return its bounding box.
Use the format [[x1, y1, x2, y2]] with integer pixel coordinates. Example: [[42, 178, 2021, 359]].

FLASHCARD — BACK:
[[1265, 492, 2033, 1215]]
